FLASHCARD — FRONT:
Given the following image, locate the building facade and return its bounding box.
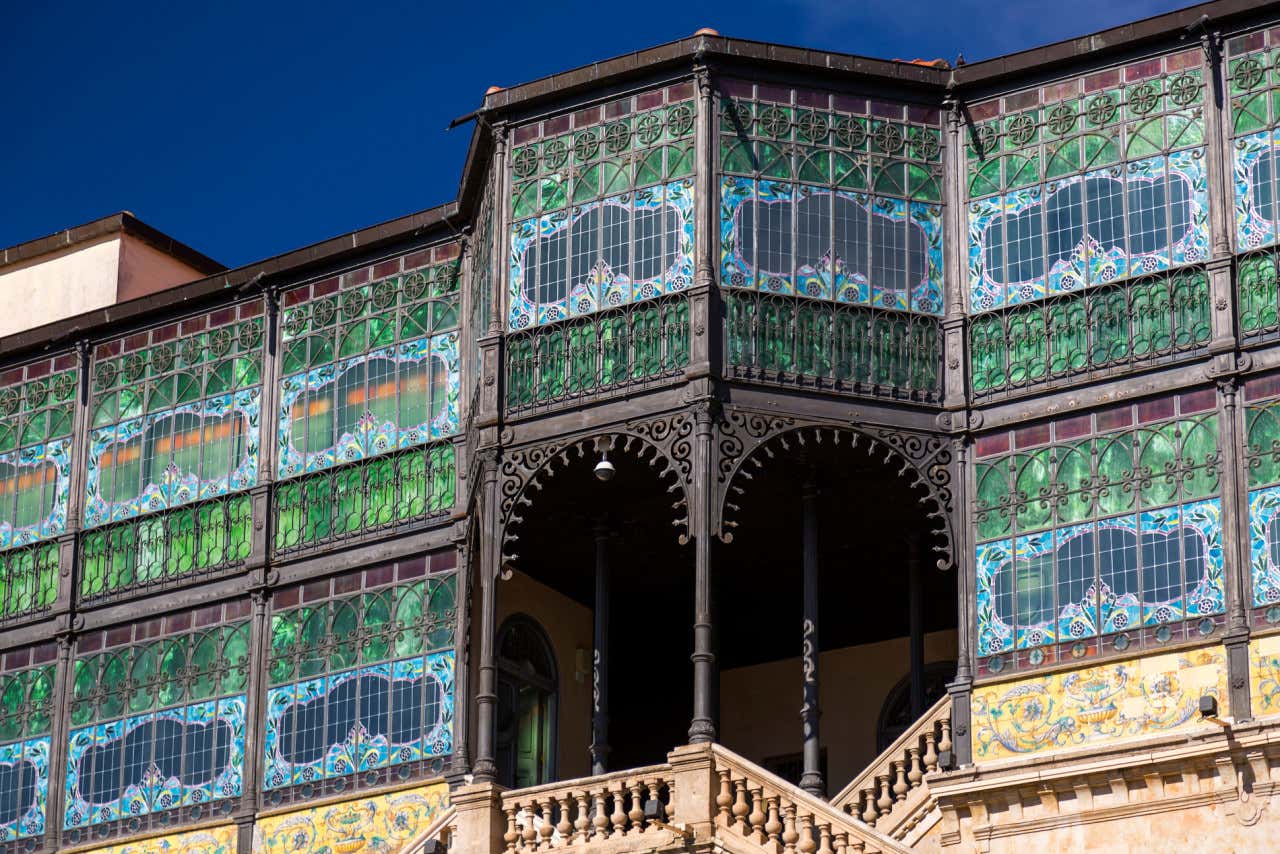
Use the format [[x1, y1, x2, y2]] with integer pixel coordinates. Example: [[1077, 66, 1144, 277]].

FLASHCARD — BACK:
[[5, 2, 1280, 851]]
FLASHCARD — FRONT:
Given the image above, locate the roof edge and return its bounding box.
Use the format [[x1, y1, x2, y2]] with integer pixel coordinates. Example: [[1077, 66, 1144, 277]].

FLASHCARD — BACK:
[[0, 212, 225, 276]]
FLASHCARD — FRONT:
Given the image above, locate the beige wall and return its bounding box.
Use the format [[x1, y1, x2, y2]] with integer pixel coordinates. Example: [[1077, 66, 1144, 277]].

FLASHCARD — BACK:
[[720, 629, 957, 788], [0, 236, 122, 336], [116, 233, 206, 302]]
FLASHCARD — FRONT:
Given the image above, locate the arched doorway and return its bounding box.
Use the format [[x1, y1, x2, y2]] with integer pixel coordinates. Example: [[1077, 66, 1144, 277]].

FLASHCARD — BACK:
[[716, 423, 956, 793], [496, 615, 558, 790]]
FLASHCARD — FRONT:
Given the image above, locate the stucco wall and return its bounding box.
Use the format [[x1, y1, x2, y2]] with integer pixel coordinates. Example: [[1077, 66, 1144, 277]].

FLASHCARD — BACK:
[[116, 233, 206, 302], [720, 629, 958, 788], [0, 236, 121, 337]]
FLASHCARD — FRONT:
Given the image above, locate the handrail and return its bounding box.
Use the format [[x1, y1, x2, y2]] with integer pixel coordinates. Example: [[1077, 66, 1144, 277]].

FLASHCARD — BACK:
[[500, 763, 674, 852], [400, 804, 457, 854], [830, 694, 951, 833], [710, 743, 911, 854]]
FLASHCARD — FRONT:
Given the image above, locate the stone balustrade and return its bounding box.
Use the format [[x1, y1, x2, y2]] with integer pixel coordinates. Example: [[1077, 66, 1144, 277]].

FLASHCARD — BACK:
[[500, 764, 674, 853], [710, 744, 910, 854], [830, 695, 952, 838]]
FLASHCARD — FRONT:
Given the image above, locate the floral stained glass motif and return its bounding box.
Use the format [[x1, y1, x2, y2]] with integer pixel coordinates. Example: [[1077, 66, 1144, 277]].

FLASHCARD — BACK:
[[0, 356, 77, 554], [84, 304, 264, 528], [0, 645, 55, 849], [263, 558, 457, 807], [508, 89, 696, 330], [719, 85, 944, 315], [277, 253, 461, 479], [63, 608, 250, 841], [1228, 32, 1280, 252], [1243, 386, 1280, 610], [974, 408, 1223, 673], [966, 55, 1209, 313]]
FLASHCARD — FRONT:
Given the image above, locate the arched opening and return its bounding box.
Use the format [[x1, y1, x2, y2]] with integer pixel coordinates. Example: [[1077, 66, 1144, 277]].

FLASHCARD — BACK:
[[718, 427, 956, 793], [875, 661, 954, 752], [496, 614, 558, 790], [497, 436, 692, 780]]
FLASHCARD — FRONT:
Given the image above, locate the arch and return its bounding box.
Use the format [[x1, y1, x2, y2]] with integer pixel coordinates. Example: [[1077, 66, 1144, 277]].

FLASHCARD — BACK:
[[497, 412, 694, 571], [495, 614, 559, 789], [715, 416, 955, 570]]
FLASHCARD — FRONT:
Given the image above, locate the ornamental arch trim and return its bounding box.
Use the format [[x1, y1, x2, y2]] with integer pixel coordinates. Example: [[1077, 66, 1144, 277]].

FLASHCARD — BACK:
[[496, 412, 694, 573], [715, 412, 955, 571]]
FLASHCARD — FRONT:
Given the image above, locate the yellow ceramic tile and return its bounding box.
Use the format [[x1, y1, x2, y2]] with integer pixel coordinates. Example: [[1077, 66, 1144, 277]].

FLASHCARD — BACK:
[[253, 782, 449, 854], [972, 647, 1228, 761], [77, 825, 236, 854], [1249, 633, 1280, 717]]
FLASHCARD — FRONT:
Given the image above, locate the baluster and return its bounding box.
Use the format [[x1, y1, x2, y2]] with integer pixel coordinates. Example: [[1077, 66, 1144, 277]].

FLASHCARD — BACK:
[[555, 795, 572, 842], [503, 804, 519, 853], [732, 777, 750, 831], [860, 788, 878, 825], [939, 717, 953, 755], [573, 792, 590, 842], [765, 795, 783, 844], [610, 785, 627, 836], [628, 781, 645, 833], [646, 779, 663, 830], [537, 799, 554, 849], [748, 785, 766, 842], [592, 791, 610, 840], [922, 728, 939, 772], [907, 745, 924, 789], [797, 813, 817, 854], [716, 769, 733, 823], [892, 760, 909, 801], [817, 823, 833, 854], [876, 774, 893, 816], [781, 803, 799, 853], [833, 830, 850, 854], [521, 802, 538, 848]]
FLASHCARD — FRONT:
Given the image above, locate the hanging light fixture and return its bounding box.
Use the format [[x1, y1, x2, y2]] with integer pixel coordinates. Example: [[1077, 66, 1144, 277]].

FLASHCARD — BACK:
[[593, 449, 615, 482]]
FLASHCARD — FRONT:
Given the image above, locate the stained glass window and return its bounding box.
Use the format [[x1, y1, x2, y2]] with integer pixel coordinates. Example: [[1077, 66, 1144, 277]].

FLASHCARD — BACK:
[[967, 50, 1208, 311], [80, 304, 263, 600], [63, 602, 250, 843], [720, 82, 944, 314], [508, 84, 696, 329], [973, 392, 1224, 675], [1243, 375, 1280, 619], [274, 249, 460, 554], [263, 553, 456, 806], [1228, 30, 1280, 337], [0, 644, 56, 852], [966, 51, 1212, 395], [0, 355, 75, 620]]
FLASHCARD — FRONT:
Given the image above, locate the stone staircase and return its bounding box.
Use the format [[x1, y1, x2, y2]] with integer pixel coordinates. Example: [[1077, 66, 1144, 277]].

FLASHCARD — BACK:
[[450, 742, 913, 853], [831, 694, 953, 845]]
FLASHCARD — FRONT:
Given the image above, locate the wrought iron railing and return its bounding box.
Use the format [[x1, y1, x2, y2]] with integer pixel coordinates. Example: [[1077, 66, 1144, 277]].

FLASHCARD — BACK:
[[78, 493, 252, 603], [505, 294, 691, 416], [272, 440, 455, 556], [1240, 247, 1280, 340], [969, 266, 1211, 398], [724, 291, 941, 401], [0, 541, 58, 621]]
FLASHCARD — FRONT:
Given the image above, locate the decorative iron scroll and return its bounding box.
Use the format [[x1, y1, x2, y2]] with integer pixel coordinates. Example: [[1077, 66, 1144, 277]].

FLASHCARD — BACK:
[[272, 440, 455, 557], [505, 292, 690, 416], [497, 412, 694, 570], [724, 291, 941, 401], [968, 265, 1210, 397], [78, 492, 252, 603], [715, 412, 954, 570], [0, 542, 57, 622]]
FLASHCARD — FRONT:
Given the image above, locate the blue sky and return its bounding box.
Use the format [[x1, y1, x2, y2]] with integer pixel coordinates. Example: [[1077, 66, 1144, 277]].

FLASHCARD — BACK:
[[2, 0, 1190, 267]]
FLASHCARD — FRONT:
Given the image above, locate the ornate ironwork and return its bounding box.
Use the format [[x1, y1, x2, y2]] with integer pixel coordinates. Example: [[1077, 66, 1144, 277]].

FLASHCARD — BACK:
[[78, 493, 252, 603], [1239, 248, 1280, 340], [505, 293, 690, 416], [498, 412, 694, 569], [714, 413, 955, 570], [0, 542, 57, 622], [272, 440, 455, 557], [969, 266, 1211, 398], [724, 291, 942, 402]]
